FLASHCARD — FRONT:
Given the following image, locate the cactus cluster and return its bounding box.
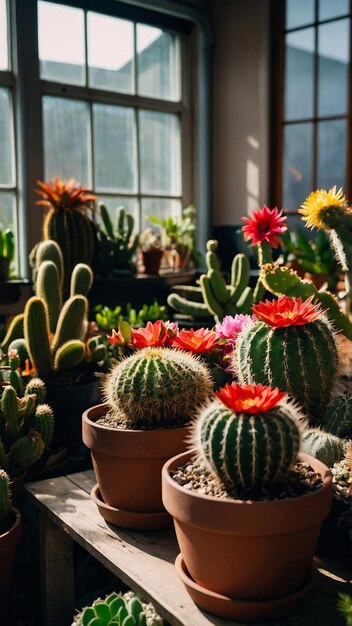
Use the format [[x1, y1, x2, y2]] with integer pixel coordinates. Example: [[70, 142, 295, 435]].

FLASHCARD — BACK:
[[168, 240, 265, 322], [96, 205, 138, 274], [105, 347, 213, 428], [301, 429, 344, 467], [194, 384, 301, 494], [234, 297, 338, 423], [0, 470, 11, 524], [0, 378, 54, 476], [75, 592, 163, 626]]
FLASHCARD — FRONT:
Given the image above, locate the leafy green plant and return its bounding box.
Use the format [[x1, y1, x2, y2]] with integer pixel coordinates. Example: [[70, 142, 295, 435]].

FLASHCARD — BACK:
[[338, 593, 352, 626], [73, 591, 164, 626], [148, 205, 202, 269], [95, 301, 168, 331]]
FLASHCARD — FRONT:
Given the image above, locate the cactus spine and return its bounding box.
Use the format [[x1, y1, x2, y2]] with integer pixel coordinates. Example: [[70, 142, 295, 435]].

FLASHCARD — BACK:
[[195, 396, 301, 493], [235, 308, 338, 423], [105, 347, 213, 428], [301, 429, 344, 467], [0, 470, 11, 522]]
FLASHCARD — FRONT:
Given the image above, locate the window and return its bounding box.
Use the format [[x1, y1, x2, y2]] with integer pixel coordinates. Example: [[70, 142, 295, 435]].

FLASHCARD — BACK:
[[37, 1, 184, 231], [274, 0, 351, 212], [0, 0, 18, 274]]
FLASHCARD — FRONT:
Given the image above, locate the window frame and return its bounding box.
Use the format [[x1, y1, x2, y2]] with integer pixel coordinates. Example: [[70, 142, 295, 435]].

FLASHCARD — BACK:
[[14, 0, 204, 276], [271, 0, 352, 212]]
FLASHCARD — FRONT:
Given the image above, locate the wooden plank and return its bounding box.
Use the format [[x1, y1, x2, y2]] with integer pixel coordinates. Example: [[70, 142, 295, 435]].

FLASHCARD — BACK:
[[25, 473, 352, 626], [40, 512, 75, 626]]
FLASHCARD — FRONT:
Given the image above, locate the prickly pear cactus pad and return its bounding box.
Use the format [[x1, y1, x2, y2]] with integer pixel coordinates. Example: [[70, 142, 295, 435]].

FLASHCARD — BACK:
[[234, 295, 338, 423], [193, 382, 303, 494]]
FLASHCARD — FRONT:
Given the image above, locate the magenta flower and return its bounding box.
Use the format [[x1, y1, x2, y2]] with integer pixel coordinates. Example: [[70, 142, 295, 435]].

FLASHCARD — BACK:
[[215, 315, 256, 340]]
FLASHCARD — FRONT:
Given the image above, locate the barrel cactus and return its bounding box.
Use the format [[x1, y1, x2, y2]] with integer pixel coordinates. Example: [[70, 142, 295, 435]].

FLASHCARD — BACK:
[[234, 295, 338, 423], [35, 178, 96, 295], [0, 470, 11, 524], [104, 347, 213, 428], [194, 382, 302, 494], [322, 392, 352, 439], [301, 429, 344, 468], [74, 591, 163, 626]]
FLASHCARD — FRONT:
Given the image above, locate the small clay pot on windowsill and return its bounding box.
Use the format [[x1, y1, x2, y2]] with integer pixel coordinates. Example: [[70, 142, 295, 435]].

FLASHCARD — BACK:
[[141, 248, 164, 275]]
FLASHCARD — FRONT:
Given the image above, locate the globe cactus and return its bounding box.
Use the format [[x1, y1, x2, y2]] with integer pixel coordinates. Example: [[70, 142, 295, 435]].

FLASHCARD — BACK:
[[234, 295, 338, 423], [25, 378, 46, 405], [301, 429, 344, 468], [322, 392, 352, 439], [104, 347, 213, 428], [194, 382, 302, 494]]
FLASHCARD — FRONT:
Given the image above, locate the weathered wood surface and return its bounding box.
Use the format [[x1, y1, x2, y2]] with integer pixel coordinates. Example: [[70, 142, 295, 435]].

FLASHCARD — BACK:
[[26, 471, 352, 626]]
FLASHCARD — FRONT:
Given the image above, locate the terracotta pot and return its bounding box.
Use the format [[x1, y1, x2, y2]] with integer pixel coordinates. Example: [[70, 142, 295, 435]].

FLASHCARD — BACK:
[[0, 508, 21, 620], [82, 403, 189, 515], [162, 450, 332, 619], [142, 249, 163, 275]]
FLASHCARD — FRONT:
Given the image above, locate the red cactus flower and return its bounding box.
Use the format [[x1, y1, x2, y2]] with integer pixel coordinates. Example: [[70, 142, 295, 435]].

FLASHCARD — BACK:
[[252, 295, 324, 327], [215, 382, 286, 414], [242, 205, 287, 248], [106, 328, 125, 346], [171, 328, 218, 353], [131, 320, 168, 348]]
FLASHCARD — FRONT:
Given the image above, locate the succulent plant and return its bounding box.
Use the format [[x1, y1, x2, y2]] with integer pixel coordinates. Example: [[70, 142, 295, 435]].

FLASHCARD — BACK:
[[104, 347, 213, 428], [96, 204, 138, 275], [301, 429, 344, 468], [194, 382, 302, 494], [0, 470, 11, 524], [322, 393, 352, 439], [74, 591, 163, 626], [35, 178, 96, 295], [234, 296, 338, 423]]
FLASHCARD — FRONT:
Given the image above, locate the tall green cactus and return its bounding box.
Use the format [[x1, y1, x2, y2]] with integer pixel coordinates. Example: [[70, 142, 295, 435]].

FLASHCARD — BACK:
[[234, 296, 338, 423], [301, 429, 344, 467], [24, 298, 52, 379], [70, 263, 93, 297], [97, 204, 139, 274], [195, 383, 301, 494], [36, 260, 62, 332], [0, 470, 11, 522], [2, 386, 20, 443], [105, 347, 213, 428], [0, 314, 24, 352], [322, 392, 352, 438], [31, 239, 64, 290], [34, 404, 54, 446]]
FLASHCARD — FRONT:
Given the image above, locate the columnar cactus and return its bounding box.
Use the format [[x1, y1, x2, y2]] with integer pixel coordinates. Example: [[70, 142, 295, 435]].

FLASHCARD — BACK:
[[25, 378, 46, 405], [301, 429, 344, 467], [75, 591, 163, 626], [0, 470, 11, 523], [194, 382, 302, 494], [8, 430, 45, 475], [322, 393, 352, 438], [105, 347, 213, 428], [0, 314, 24, 352], [234, 296, 338, 422]]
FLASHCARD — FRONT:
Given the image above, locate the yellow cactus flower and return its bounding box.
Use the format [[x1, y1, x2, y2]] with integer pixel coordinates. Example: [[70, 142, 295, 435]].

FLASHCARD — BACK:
[[299, 186, 346, 229]]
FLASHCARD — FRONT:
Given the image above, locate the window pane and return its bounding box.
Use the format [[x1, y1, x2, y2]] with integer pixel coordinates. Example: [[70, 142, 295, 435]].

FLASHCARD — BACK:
[[0, 192, 18, 275], [137, 25, 180, 101], [88, 13, 134, 93], [97, 196, 140, 232], [318, 19, 349, 117], [43, 97, 90, 186], [0, 88, 14, 186], [139, 111, 181, 195], [286, 0, 315, 30], [317, 119, 346, 190], [0, 0, 9, 71], [319, 0, 349, 21], [93, 104, 136, 193], [142, 198, 181, 229], [285, 29, 314, 121], [283, 123, 313, 211], [38, 1, 85, 85]]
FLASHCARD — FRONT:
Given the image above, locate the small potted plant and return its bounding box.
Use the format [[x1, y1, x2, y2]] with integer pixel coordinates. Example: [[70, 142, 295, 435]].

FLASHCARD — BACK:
[[139, 229, 164, 275], [0, 228, 14, 281], [83, 321, 213, 530], [95, 204, 139, 276], [148, 205, 198, 271], [0, 469, 21, 621], [162, 382, 333, 621], [71, 590, 164, 626]]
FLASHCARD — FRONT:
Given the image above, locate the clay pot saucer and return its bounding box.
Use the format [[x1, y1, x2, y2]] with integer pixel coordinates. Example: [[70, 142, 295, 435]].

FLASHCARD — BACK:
[[91, 483, 172, 531], [175, 554, 315, 622]]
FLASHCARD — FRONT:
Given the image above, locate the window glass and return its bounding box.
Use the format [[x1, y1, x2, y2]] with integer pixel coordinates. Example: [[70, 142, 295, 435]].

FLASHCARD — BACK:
[[142, 197, 181, 229], [319, 0, 349, 21], [317, 119, 347, 190], [139, 111, 181, 195], [88, 13, 134, 94], [284, 28, 315, 120], [318, 19, 350, 117], [43, 97, 90, 186], [137, 25, 180, 101], [283, 123, 313, 211], [286, 0, 315, 30], [38, 1, 85, 85], [0, 88, 15, 185], [0, 0, 9, 71], [93, 104, 136, 193]]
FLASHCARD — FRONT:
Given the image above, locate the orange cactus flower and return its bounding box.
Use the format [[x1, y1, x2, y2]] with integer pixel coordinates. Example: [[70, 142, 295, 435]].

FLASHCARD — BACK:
[[106, 329, 125, 346], [252, 295, 324, 328], [131, 320, 168, 348], [21, 359, 36, 377], [215, 382, 286, 414], [242, 205, 287, 248], [171, 328, 218, 353], [35, 178, 96, 212]]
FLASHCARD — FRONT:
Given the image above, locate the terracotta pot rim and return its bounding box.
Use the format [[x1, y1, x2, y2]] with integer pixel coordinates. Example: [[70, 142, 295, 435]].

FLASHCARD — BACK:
[[163, 449, 331, 507], [0, 508, 21, 541], [83, 403, 190, 435]]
